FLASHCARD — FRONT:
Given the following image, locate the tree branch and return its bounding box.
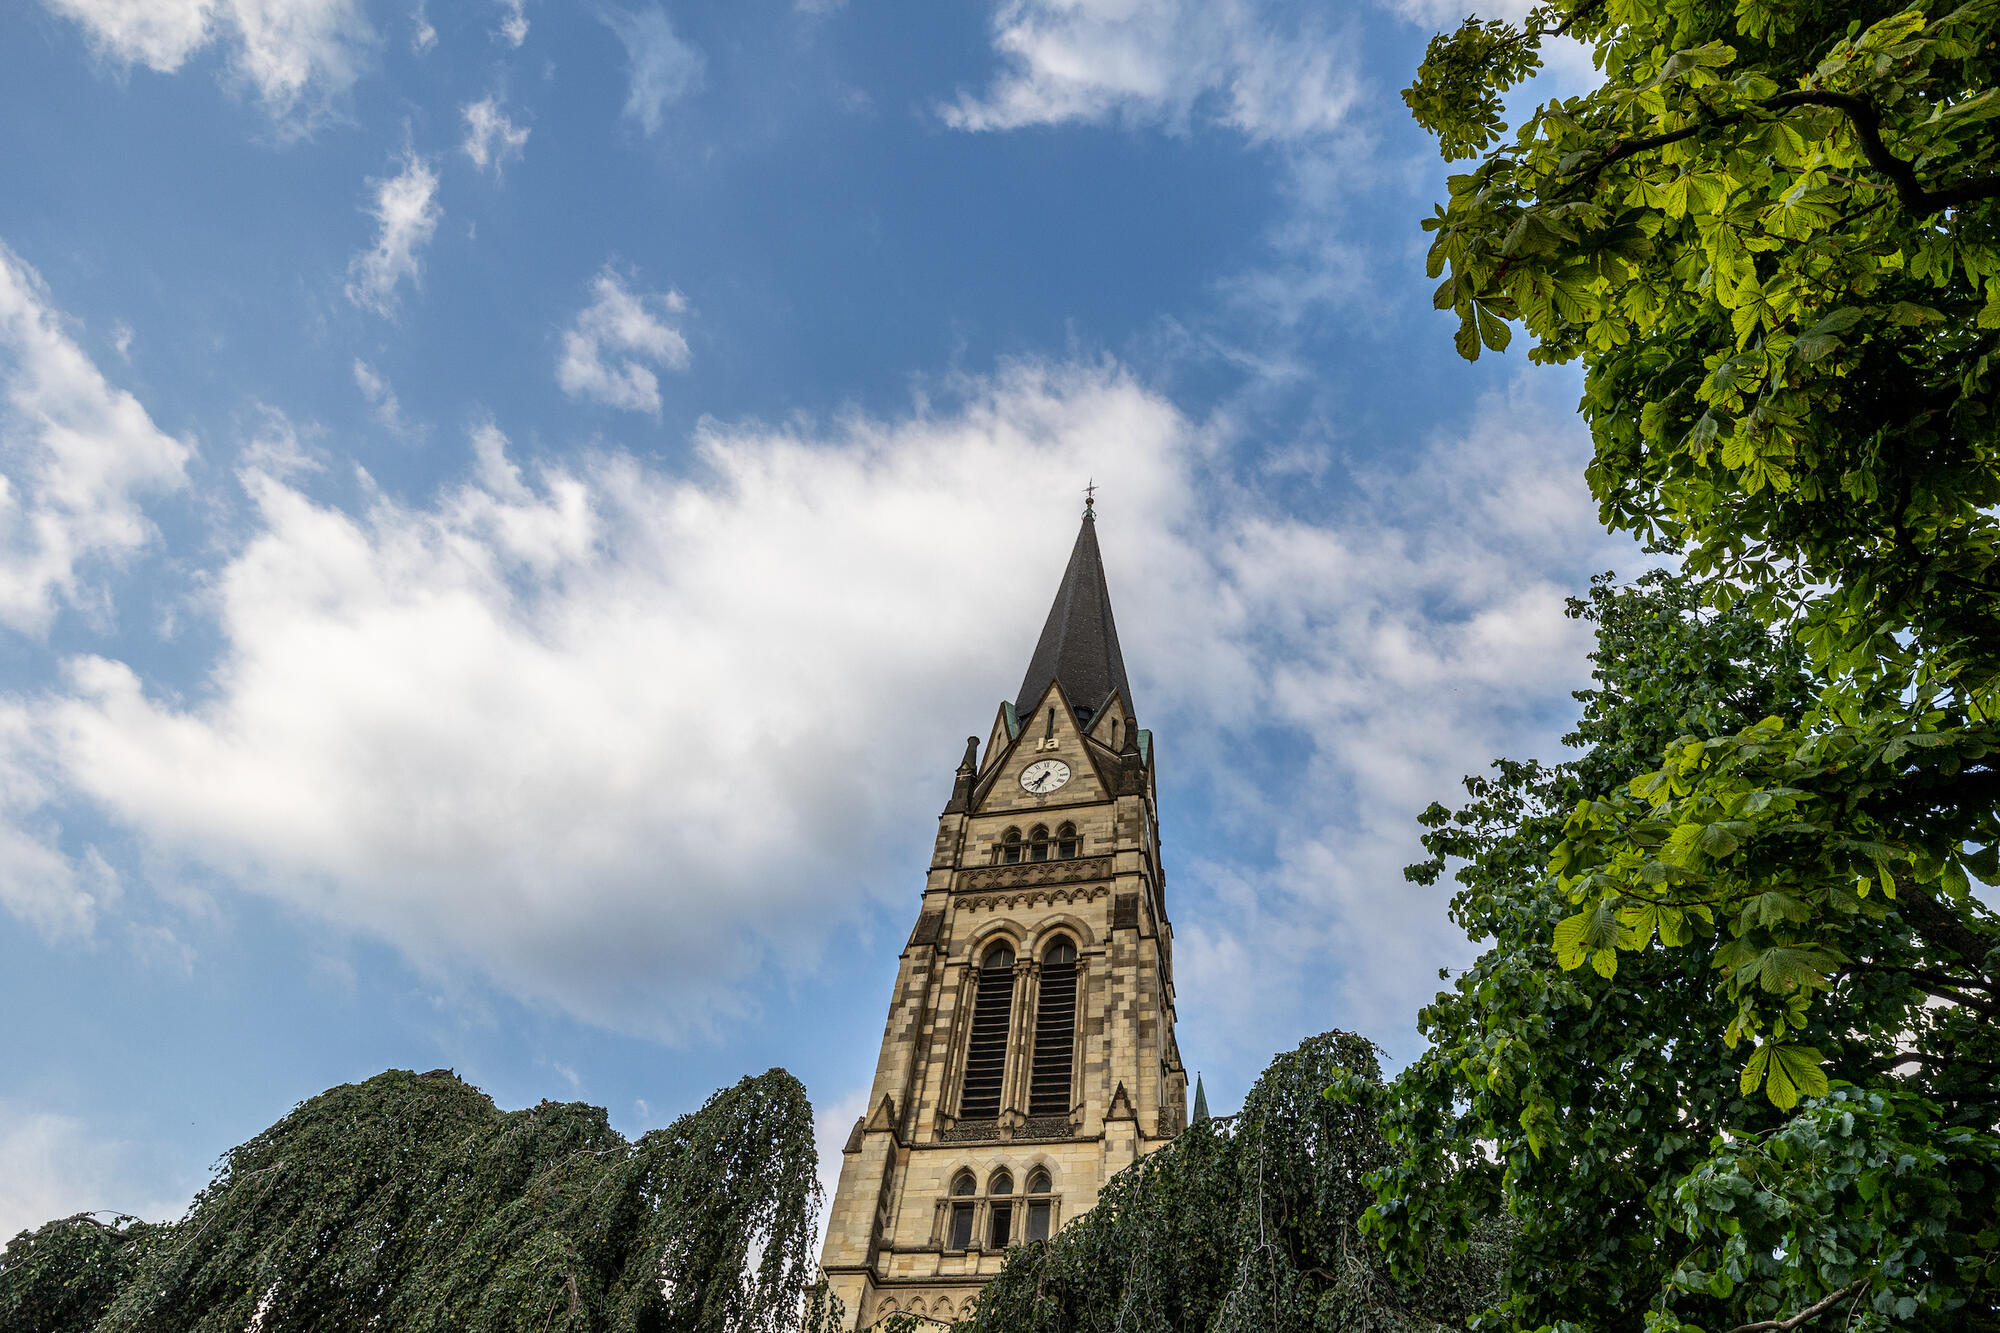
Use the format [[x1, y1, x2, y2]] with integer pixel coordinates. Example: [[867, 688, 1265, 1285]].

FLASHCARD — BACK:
[[1721, 1278, 1868, 1333], [1556, 90, 2000, 218], [1895, 885, 1998, 981], [1765, 91, 2000, 216]]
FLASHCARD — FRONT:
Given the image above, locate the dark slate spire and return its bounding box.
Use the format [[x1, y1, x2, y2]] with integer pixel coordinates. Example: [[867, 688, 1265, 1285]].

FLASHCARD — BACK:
[[1014, 508, 1134, 721], [1191, 1074, 1210, 1125]]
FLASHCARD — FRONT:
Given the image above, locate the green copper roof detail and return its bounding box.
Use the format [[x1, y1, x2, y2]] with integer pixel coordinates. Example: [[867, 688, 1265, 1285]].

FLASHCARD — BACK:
[[1191, 1074, 1209, 1124]]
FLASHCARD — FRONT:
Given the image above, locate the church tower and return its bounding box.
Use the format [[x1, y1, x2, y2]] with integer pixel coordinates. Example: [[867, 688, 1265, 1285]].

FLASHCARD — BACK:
[[819, 504, 1188, 1328]]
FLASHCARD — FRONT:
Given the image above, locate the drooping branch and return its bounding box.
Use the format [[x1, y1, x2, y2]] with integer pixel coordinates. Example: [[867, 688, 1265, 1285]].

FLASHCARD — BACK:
[[1720, 1278, 1868, 1333]]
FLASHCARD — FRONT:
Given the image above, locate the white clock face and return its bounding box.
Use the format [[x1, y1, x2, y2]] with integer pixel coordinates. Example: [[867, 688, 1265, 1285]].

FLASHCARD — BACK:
[[1020, 759, 1072, 794]]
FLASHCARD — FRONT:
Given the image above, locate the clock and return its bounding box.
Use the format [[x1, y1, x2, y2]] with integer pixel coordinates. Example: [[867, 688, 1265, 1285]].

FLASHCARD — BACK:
[[1020, 759, 1072, 794]]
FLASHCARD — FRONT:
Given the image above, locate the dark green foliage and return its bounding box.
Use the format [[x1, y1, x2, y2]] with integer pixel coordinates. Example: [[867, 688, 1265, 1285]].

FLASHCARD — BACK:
[[964, 1031, 1506, 1333], [1372, 570, 2000, 1332], [0, 1215, 159, 1333], [0, 1067, 823, 1333], [1398, 0, 2000, 1323]]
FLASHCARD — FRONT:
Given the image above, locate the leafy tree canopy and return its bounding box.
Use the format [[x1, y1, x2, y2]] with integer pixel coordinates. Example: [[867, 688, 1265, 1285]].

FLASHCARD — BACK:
[[0, 1067, 822, 1333], [963, 1031, 1506, 1333], [1375, 0, 2000, 1326], [1369, 571, 1999, 1332], [1407, 0, 2000, 1101]]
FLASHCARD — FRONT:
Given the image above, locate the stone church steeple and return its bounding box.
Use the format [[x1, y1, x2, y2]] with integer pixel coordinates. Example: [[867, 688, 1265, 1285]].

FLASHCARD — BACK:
[[818, 506, 1187, 1329]]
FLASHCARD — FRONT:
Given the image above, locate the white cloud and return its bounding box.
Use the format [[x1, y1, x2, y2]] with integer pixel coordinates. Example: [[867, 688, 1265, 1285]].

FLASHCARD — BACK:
[[0, 1100, 186, 1242], [344, 154, 440, 318], [495, 0, 527, 46], [944, 0, 1359, 142], [556, 267, 689, 414], [352, 359, 421, 440], [602, 5, 705, 135], [411, 1, 435, 53], [461, 96, 530, 175], [0, 242, 192, 636], [27, 365, 1188, 1036], [2, 357, 1632, 1062], [41, 0, 374, 121], [1144, 374, 1638, 1060], [810, 1084, 869, 1252]]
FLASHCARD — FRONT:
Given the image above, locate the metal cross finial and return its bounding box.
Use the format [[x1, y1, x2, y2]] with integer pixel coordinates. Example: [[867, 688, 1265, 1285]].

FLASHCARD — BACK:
[[1083, 478, 1096, 516]]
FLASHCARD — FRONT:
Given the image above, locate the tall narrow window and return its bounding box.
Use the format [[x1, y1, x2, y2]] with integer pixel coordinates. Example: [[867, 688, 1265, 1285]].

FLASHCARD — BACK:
[[949, 1172, 976, 1250], [1026, 1169, 1053, 1241], [988, 1170, 1014, 1247], [1029, 824, 1050, 862], [1029, 938, 1078, 1116], [1000, 828, 1023, 865], [1056, 821, 1080, 859], [958, 943, 1016, 1119]]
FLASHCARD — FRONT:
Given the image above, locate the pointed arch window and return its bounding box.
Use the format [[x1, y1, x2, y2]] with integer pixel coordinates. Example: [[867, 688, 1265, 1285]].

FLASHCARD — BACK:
[[1029, 937, 1079, 1116], [987, 1170, 1014, 1247], [948, 1171, 977, 1250], [958, 943, 1016, 1120], [1056, 821, 1080, 859], [1000, 828, 1023, 865], [1026, 1168, 1054, 1241], [1028, 824, 1051, 862]]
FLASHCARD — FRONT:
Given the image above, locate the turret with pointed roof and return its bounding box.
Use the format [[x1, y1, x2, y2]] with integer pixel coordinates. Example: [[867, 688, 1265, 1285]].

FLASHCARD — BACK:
[[1014, 506, 1135, 725]]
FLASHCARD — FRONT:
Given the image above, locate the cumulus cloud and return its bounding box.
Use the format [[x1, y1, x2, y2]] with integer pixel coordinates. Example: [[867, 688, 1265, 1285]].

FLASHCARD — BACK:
[[944, 0, 1359, 142], [344, 154, 440, 318], [602, 5, 705, 135], [556, 268, 689, 414], [0, 355, 1631, 1061], [461, 96, 530, 174], [28, 365, 1188, 1036], [0, 242, 192, 636], [41, 0, 374, 121]]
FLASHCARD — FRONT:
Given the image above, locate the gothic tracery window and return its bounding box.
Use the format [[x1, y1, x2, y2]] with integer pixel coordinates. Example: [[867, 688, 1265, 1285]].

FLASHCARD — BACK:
[[1028, 824, 1051, 862], [958, 942, 1016, 1119], [1000, 827, 1022, 864], [1056, 821, 1079, 858]]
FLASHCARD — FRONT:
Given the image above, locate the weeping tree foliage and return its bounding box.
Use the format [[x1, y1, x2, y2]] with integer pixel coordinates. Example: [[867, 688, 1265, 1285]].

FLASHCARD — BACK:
[[0, 1067, 823, 1333], [962, 1031, 1506, 1333]]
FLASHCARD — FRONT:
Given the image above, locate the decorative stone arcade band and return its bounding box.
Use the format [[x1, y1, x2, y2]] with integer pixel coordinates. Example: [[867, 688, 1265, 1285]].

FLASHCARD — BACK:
[[995, 822, 1082, 864], [956, 937, 1081, 1125], [936, 1166, 1061, 1252]]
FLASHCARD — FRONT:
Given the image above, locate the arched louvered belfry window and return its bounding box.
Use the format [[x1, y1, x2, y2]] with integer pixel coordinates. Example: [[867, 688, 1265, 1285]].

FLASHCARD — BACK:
[[958, 942, 1016, 1119], [1029, 937, 1079, 1117], [1056, 821, 1080, 859], [1028, 824, 1051, 862], [1000, 828, 1023, 864]]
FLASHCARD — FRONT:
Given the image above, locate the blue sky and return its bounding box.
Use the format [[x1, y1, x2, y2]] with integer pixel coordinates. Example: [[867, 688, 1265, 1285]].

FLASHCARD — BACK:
[[0, 0, 1623, 1237]]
